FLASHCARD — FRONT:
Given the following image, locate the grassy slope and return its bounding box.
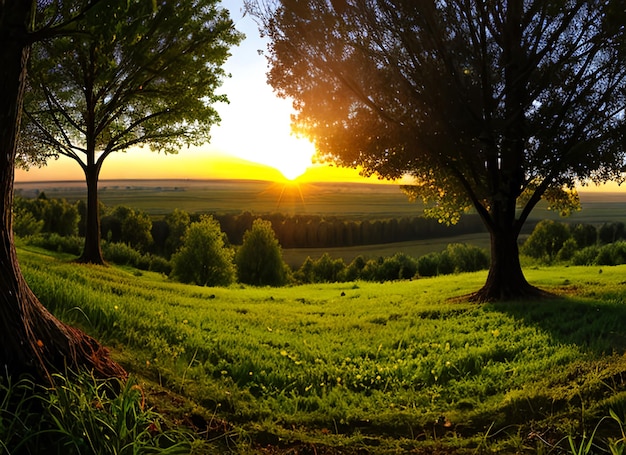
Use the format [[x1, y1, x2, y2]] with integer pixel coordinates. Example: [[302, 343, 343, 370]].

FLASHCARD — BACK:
[[17, 245, 626, 453]]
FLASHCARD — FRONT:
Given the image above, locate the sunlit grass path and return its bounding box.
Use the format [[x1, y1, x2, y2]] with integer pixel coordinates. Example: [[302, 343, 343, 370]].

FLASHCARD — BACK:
[[17, 245, 626, 453]]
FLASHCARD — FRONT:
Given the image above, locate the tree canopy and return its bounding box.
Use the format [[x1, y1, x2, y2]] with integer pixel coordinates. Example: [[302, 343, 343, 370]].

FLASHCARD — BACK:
[[20, 0, 242, 263], [249, 0, 626, 300]]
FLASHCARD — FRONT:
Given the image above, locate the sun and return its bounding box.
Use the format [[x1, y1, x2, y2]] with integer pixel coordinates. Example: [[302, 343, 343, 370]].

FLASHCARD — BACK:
[[269, 135, 316, 181]]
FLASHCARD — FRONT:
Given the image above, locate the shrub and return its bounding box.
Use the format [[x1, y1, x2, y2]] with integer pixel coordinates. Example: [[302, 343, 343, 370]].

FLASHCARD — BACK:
[[437, 251, 455, 275], [311, 253, 346, 283], [295, 256, 315, 283], [170, 215, 235, 286], [556, 238, 578, 262], [102, 241, 142, 266], [417, 253, 439, 277], [571, 223, 597, 248], [26, 234, 83, 256], [594, 242, 626, 266], [341, 255, 367, 281], [13, 208, 44, 237], [377, 253, 418, 281], [571, 246, 600, 266], [444, 243, 489, 273], [522, 220, 571, 263], [236, 219, 290, 286]]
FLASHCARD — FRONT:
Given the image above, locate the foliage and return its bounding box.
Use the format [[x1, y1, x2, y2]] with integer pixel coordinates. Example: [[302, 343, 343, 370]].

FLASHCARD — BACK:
[[18, 247, 626, 453], [101, 206, 154, 252], [13, 194, 79, 237], [0, 372, 191, 454], [235, 219, 291, 286], [22, 0, 242, 161], [249, 0, 626, 299], [572, 223, 598, 248], [522, 220, 571, 263], [599, 222, 626, 245], [163, 209, 191, 258], [296, 252, 346, 283], [170, 215, 235, 286]]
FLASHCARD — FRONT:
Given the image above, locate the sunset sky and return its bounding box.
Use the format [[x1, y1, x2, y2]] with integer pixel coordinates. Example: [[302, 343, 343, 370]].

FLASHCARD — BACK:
[[15, 0, 375, 185], [13, 1, 625, 194]]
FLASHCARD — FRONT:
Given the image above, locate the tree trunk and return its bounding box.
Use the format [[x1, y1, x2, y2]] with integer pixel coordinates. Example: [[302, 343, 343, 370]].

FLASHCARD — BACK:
[[77, 165, 105, 264], [0, 2, 124, 382], [470, 228, 548, 302]]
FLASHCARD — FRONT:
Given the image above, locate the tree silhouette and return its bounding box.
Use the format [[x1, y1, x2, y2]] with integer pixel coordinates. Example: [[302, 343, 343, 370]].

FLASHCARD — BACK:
[[21, 0, 242, 264], [249, 0, 626, 301]]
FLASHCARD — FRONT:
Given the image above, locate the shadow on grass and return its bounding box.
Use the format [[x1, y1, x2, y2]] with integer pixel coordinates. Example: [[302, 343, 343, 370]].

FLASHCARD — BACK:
[[487, 292, 626, 355]]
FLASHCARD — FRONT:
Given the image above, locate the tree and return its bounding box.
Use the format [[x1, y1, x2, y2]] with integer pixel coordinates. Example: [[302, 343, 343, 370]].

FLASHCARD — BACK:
[[236, 219, 290, 286], [248, 0, 626, 301], [170, 215, 236, 286], [1, 0, 125, 382], [21, 0, 243, 264]]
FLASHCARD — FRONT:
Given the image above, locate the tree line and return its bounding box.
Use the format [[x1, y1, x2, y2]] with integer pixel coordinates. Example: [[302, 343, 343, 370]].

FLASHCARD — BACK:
[[14, 193, 488, 254], [13, 193, 494, 285]]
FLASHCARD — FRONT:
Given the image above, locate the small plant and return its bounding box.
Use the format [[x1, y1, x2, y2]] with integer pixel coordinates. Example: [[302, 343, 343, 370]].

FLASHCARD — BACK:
[[0, 372, 191, 454]]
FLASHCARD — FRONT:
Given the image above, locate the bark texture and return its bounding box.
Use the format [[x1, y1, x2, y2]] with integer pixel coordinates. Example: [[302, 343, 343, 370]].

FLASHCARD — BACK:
[[0, 1, 124, 382]]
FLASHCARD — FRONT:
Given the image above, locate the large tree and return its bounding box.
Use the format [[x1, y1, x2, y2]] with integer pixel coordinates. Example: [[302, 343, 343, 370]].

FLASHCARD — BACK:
[[249, 0, 626, 301], [21, 0, 242, 264], [1, 1, 126, 382]]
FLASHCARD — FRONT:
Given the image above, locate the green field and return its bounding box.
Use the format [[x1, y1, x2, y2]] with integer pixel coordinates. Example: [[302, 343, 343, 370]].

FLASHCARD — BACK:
[[15, 179, 626, 223], [12, 244, 626, 454], [14, 179, 626, 267]]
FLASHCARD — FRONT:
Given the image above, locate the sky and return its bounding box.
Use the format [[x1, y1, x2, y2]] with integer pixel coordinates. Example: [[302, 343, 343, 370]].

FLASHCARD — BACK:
[[12, 1, 625, 193], [15, 0, 374, 184]]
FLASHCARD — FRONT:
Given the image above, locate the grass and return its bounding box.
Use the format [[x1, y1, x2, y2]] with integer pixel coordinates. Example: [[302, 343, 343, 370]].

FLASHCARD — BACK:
[[11, 245, 626, 453]]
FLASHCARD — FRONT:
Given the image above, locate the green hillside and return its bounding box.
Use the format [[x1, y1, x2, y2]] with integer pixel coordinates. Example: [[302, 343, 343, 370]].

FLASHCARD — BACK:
[[7, 245, 626, 453]]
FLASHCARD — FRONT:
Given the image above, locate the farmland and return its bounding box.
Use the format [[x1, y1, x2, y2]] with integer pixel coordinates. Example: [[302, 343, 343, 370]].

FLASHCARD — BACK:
[[14, 179, 626, 266], [10, 243, 626, 453]]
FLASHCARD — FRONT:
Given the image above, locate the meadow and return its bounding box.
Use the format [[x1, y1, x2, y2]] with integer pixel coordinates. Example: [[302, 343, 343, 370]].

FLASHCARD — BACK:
[[13, 242, 626, 454]]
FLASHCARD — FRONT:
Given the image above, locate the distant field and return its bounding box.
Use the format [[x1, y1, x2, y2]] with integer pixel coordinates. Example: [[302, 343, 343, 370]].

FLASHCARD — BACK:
[[15, 178, 625, 222], [14, 179, 626, 263]]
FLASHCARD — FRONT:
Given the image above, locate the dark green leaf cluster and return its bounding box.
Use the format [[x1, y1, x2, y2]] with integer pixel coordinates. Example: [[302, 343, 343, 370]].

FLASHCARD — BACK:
[[235, 219, 291, 286], [170, 215, 236, 286]]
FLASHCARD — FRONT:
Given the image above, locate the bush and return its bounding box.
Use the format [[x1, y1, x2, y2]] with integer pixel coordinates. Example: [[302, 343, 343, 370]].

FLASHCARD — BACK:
[[311, 253, 346, 283], [170, 215, 235, 286], [571, 223, 597, 248], [556, 238, 578, 262], [417, 253, 439, 277], [26, 234, 83, 256], [341, 255, 367, 282], [522, 220, 570, 263], [376, 253, 418, 281], [594, 242, 626, 266], [236, 219, 290, 286], [102, 241, 143, 266], [13, 208, 44, 237], [571, 246, 600, 266], [444, 243, 489, 273]]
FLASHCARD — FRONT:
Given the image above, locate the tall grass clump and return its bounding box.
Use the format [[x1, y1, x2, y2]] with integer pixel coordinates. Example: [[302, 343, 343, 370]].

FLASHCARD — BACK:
[[0, 372, 191, 454]]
